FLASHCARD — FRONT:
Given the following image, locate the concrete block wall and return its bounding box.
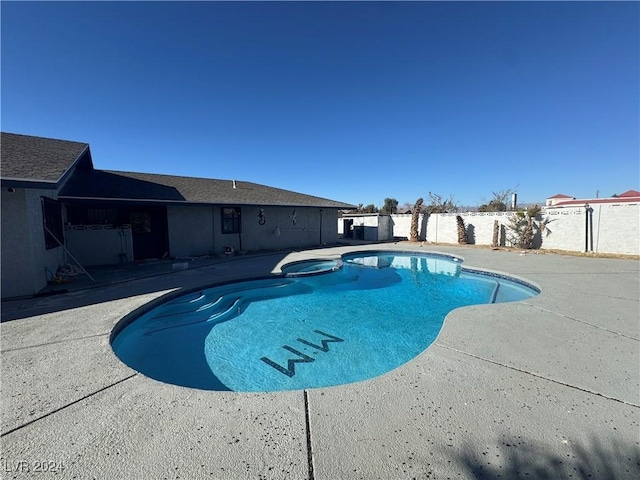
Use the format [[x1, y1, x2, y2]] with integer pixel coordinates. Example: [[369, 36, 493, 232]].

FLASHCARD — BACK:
[[538, 207, 587, 252], [424, 212, 514, 245], [340, 203, 639, 256], [591, 203, 640, 255], [389, 214, 428, 241]]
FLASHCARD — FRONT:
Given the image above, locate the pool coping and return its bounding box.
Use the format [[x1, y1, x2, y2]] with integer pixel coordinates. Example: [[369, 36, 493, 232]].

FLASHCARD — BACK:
[[1, 243, 638, 479]]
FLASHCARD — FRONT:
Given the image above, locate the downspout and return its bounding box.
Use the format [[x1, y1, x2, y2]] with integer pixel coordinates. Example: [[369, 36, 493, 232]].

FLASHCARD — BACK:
[[319, 209, 323, 245], [584, 203, 593, 252], [584, 204, 589, 252]]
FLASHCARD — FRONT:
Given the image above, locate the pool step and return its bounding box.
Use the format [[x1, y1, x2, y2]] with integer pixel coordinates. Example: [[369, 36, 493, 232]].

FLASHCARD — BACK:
[[489, 280, 500, 304], [142, 280, 312, 336]]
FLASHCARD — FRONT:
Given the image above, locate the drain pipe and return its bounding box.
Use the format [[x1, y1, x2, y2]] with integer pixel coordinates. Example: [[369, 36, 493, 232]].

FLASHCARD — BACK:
[[584, 203, 593, 252], [319, 209, 323, 245]]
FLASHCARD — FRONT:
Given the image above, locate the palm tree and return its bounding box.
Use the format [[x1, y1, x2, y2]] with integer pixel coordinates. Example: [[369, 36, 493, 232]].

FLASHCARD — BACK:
[[409, 198, 424, 242], [456, 215, 468, 244]]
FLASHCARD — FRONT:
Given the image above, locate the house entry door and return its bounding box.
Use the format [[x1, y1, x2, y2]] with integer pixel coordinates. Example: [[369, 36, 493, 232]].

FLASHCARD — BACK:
[[129, 207, 168, 260]]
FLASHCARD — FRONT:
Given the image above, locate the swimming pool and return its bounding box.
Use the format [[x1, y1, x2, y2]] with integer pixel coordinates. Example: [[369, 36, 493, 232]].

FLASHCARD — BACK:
[[111, 251, 539, 392]]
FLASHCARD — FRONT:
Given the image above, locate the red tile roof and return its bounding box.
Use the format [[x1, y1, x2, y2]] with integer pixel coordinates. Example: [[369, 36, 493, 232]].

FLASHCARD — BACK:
[[547, 189, 640, 207], [618, 189, 640, 198], [553, 197, 640, 206]]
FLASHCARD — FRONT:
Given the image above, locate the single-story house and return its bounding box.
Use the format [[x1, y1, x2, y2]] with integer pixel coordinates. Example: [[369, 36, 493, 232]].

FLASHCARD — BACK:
[[546, 190, 640, 207], [1, 132, 354, 299]]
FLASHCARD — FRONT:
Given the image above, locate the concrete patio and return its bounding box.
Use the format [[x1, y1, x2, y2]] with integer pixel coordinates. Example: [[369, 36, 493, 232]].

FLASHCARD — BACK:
[[1, 243, 638, 479]]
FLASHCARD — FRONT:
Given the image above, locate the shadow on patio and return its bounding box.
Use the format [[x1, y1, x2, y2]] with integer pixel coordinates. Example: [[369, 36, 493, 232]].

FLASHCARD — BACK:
[[1, 251, 293, 322], [445, 435, 640, 479]]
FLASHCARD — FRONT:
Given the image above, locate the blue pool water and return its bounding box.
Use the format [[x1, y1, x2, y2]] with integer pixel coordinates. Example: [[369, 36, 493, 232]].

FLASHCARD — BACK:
[[111, 251, 538, 392]]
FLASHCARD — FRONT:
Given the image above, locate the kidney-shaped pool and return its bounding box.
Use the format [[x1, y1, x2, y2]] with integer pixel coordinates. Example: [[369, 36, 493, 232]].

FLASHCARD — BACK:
[[111, 251, 539, 392]]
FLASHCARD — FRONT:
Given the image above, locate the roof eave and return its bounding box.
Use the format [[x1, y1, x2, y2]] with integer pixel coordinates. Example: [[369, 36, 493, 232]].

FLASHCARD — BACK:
[[1, 178, 58, 190], [58, 195, 353, 209]]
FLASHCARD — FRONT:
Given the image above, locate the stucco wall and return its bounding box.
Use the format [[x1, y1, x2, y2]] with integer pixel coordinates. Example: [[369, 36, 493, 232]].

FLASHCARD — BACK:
[[1, 188, 66, 298], [240, 206, 337, 251], [167, 205, 215, 257], [165, 205, 340, 256], [65, 226, 134, 266], [25, 189, 66, 293], [1, 189, 34, 298]]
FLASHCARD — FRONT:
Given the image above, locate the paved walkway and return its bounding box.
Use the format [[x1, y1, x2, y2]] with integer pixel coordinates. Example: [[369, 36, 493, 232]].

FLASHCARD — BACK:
[[1, 244, 638, 479]]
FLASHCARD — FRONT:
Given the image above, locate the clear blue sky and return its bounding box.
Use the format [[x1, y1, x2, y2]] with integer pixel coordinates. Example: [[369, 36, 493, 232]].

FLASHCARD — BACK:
[[2, 1, 638, 208]]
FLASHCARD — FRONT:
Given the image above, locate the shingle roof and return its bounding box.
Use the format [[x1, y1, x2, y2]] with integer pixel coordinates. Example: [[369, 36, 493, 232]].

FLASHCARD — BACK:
[[60, 169, 355, 209], [1, 132, 90, 183]]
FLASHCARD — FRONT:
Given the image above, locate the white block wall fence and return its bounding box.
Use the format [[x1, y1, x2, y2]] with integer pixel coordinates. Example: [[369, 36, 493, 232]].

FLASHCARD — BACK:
[[339, 203, 640, 256]]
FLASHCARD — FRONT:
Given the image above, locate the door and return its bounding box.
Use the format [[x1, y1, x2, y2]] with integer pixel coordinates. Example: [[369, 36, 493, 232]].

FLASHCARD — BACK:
[[343, 219, 354, 239], [129, 207, 168, 260]]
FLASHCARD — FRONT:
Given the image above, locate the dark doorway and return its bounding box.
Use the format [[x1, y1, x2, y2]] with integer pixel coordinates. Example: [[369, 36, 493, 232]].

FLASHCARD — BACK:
[[343, 219, 354, 239], [129, 207, 168, 260]]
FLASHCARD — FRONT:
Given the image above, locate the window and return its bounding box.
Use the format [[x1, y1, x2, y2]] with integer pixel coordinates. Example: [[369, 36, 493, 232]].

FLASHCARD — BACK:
[[42, 197, 63, 249], [66, 206, 120, 226], [221, 207, 241, 234]]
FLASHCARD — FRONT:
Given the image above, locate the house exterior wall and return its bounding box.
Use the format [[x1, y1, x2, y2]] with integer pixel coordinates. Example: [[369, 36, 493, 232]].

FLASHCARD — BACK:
[[239, 206, 337, 251], [1, 188, 33, 298], [1, 188, 66, 298], [167, 205, 215, 257], [65, 226, 134, 266], [212, 205, 240, 254], [25, 189, 66, 293], [165, 205, 340, 257]]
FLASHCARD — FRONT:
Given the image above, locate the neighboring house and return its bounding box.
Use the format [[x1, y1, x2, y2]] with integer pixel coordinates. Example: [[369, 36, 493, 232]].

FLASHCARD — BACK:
[[546, 190, 640, 207], [542, 189, 640, 255], [545, 193, 575, 206], [1, 133, 354, 299]]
